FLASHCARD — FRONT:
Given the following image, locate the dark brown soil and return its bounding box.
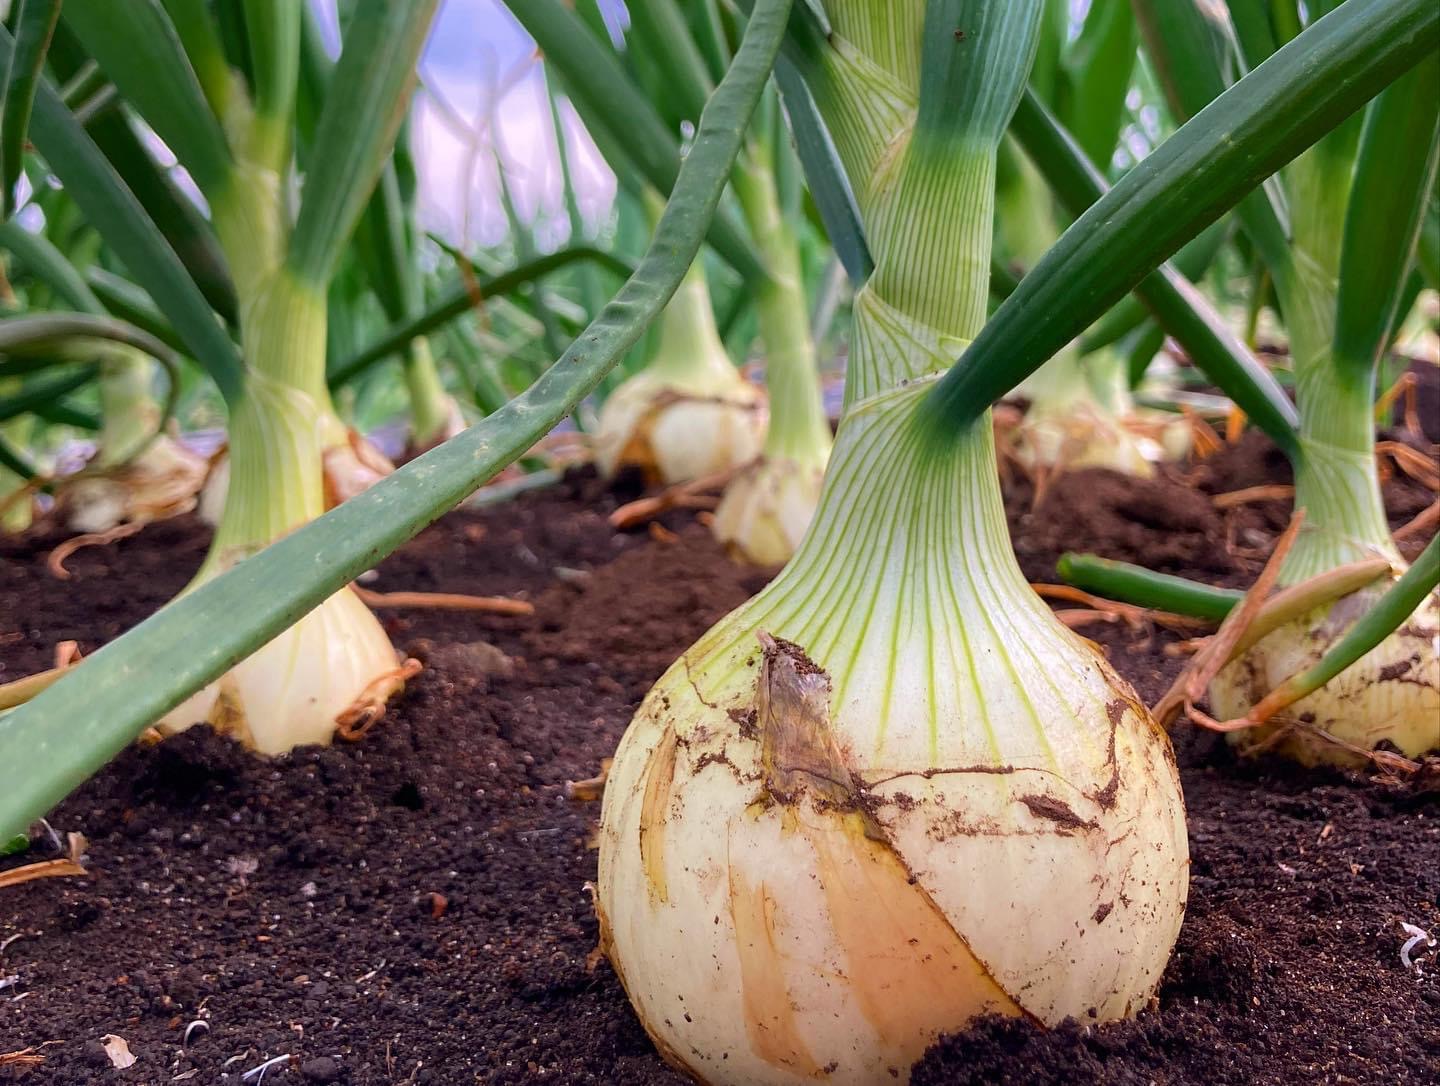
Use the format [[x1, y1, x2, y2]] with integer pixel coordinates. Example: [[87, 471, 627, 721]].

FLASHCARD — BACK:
[[1, 439, 1436, 1084]]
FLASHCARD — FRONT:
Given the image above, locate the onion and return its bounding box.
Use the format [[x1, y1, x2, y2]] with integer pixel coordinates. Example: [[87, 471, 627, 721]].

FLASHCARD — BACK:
[[595, 262, 766, 484], [598, 381, 1189, 1085], [1210, 580, 1440, 764], [157, 586, 398, 753], [63, 436, 210, 534], [712, 455, 825, 566], [1209, 436, 1440, 764]]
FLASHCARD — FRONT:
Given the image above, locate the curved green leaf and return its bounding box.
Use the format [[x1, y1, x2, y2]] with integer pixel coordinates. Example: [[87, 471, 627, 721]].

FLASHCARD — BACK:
[[1079, 219, 1228, 355], [85, 268, 188, 355], [12, 45, 244, 400], [2, 0, 64, 218], [773, 57, 872, 286], [157, 0, 233, 118], [286, 0, 437, 287], [1133, 0, 1291, 277], [42, 22, 236, 320], [328, 247, 634, 388], [0, 218, 104, 313], [1333, 54, 1440, 373], [506, 0, 767, 284], [1010, 90, 1298, 452], [61, 0, 234, 195], [1057, 0, 1137, 168], [0, 0, 794, 844]]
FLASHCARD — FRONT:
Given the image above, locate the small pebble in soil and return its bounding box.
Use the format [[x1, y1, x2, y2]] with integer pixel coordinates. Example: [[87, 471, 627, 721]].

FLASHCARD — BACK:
[[300, 1055, 341, 1082]]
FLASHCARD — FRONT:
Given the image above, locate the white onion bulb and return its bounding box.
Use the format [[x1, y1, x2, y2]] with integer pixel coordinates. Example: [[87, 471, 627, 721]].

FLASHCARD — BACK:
[[598, 382, 1188, 1085]]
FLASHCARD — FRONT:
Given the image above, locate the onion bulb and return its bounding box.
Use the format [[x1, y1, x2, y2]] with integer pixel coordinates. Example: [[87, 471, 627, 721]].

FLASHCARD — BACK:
[[157, 586, 398, 753], [598, 381, 1188, 1085], [595, 262, 766, 484], [1012, 353, 1187, 477], [711, 455, 826, 566], [173, 370, 402, 753], [63, 436, 211, 534], [1208, 440, 1440, 764], [1209, 575, 1440, 764]]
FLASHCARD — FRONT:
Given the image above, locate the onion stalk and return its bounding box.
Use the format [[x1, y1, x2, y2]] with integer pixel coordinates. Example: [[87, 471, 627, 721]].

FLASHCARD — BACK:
[[51, 0, 441, 752], [598, 5, 1187, 1081], [403, 335, 465, 451], [159, 273, 397, 749], [714, 125, 833, 564]]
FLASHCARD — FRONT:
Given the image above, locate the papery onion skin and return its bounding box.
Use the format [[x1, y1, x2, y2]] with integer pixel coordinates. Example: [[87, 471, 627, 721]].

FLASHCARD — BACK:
[[63, 436, 211, 534], [1013, 404, 1193, 478], [712, 456, 825, 566], [599, 630, 1186, 1085], [1209, 587, 1440, 765]]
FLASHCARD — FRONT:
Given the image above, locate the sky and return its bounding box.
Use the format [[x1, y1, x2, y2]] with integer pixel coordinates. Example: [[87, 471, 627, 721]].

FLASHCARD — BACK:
[[404, 0, 618, 250]]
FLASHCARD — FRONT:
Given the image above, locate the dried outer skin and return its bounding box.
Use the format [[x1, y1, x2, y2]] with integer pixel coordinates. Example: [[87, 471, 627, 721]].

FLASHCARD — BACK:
[[1210, 583, 1440, 765], [62, 436, 211, 534], [712, 456, 826, 566]]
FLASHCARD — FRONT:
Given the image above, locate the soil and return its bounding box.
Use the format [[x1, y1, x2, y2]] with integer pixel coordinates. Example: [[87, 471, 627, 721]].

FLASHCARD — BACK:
[[1, 433, 1437, 1085]]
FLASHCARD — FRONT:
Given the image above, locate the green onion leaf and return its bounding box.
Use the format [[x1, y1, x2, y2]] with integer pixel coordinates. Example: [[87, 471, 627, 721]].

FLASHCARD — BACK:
[[1008, 90, 1299, 453], [1057, 553, 1244, 622], [13, 51, 244, 400], [328, 247, 633, 388], [60, 0, 233, 196], [923, 0, 1438, 434], [2, 0, 64, 218], [286, 0, 437, 288], [1333, 54, 1440, 374]]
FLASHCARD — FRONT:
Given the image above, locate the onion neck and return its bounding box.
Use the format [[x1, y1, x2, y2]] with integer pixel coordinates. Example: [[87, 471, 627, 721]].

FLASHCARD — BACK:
[[404, 335, 454, 446], [848, 143, 995, 404], [732, 153, 832, 465], [689, 379, 1085, 770], [199, 278, 329, 579], [95, 347, 163, 469], [645, 259, 738, 387], [1276, 153, 1396, 583]]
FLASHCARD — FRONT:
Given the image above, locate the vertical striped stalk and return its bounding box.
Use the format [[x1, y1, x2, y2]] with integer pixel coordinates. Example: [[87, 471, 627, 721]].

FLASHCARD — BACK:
[[200, 277, 329, 577], [1270, 137, 1391, 580], [712, 141, 833, 564], [598, 6, 1188, 1083]]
